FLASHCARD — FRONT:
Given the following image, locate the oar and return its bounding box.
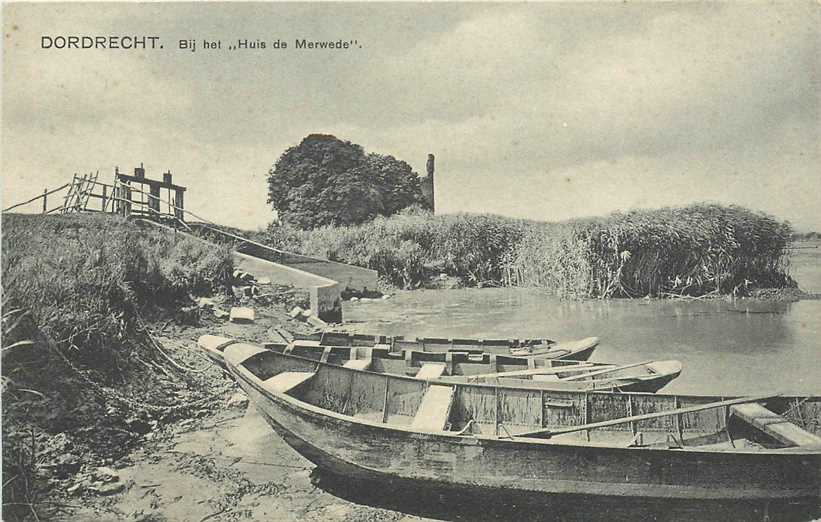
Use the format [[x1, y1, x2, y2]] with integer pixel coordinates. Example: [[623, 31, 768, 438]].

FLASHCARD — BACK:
[[518, 393, 781, 439], [561, 360, 653, 381], [463, 363, 602, 381]]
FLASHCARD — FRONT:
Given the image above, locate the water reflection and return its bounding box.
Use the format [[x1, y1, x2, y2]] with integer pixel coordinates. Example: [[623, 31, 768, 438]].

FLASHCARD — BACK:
[[311, 468, 819, 522], [344, 289, 821, 395]]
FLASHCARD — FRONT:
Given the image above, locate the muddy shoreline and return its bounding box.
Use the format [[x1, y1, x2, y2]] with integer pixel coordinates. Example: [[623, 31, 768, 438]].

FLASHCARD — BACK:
[[14, 285, 819, 521], [33, 298, 428, 522]]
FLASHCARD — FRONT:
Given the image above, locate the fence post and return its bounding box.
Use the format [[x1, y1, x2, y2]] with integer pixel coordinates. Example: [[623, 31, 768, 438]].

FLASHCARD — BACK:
[[42, 188, 47, 213]]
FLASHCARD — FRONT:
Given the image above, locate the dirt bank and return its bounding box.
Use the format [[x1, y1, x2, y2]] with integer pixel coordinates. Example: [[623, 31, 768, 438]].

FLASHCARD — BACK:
[[30, 296, 430, 522], [62, 406, 427, 522]]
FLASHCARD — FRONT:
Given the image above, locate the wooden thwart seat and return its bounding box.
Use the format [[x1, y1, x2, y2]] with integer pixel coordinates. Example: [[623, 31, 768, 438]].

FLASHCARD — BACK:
[[411, 385, 455, 432], [343, 347, 372, 370], [261, 372, 315, 394], [415, 363, 447, 380], [343, 359, 372, 370], [731, 403, 821, 447]]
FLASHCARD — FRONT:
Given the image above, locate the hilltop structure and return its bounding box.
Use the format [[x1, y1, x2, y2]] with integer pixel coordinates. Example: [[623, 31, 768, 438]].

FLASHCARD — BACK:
[[421, 153, 435, 213]]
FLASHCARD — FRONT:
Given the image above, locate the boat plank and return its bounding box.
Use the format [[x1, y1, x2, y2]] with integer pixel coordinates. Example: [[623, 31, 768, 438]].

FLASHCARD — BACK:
[[416, 363, 448, 380], [411, 385, 455, 432], [520, 394, 780, 438], [344, 359, 372, 371], [261, 371, 315, 394], [731, 403, 821, 447]]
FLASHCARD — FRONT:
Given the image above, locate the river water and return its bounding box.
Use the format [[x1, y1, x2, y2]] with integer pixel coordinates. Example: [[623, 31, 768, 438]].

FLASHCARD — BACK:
[[344, 243, 821, 396]]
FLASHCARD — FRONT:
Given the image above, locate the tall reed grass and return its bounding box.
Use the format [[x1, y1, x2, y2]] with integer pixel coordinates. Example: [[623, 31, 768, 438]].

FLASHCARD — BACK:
[[511, 204, 793, 298], [266, 207, 531, 288], [265, 204, 793, 297]]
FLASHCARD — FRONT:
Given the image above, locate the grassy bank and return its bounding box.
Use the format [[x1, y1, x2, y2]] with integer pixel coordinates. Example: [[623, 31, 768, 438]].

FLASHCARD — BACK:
[[2, 214, 232, 365], [1, 213, 234, 520], [264, 204, 794, 298]]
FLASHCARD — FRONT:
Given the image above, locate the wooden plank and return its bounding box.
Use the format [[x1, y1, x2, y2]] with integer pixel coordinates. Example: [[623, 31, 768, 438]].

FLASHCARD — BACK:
[[415, 363, 447, 380], [495, 385, 500, 436], [344, 359, 372, 371], [81, 171, 99, 210], [562, 360, 653, 381], [731, 403, 821, 447], [2, 183, 71, 213], [116, 172, 187, 191], [261, 371, 314, 394], [519, 393, 780, 438], [293, 340, 322, 347], [61, 174, 77, 213], [674, 395, 684, 444], [381, 376, 390, 423], [463, 363, 597, 381], [320, 346, 332, 363], [410, 385, 455, 431]]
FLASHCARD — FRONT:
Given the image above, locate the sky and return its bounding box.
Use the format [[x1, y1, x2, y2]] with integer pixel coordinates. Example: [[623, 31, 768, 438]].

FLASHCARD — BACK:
[[2, 2, 820, 231]]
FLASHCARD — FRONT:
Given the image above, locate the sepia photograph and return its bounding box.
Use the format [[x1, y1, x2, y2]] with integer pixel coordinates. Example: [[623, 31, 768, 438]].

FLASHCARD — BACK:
[[1, 2, 820, 521]]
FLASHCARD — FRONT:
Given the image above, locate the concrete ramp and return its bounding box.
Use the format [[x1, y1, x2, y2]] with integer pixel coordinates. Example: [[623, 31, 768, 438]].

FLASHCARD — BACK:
[[140, 220, 379, 323], [189, 222, 378, 295]]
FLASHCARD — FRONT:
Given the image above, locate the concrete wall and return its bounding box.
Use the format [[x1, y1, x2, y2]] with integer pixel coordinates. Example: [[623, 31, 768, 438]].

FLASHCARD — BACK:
[[189, 223, 378, 294], [235, 244, 378, 294], [232, 252, 342, 323], [138, 219, 344, 323]]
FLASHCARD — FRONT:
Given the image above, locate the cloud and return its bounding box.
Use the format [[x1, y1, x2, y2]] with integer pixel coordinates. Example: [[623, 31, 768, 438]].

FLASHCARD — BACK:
[[2, 3, 819, 230]]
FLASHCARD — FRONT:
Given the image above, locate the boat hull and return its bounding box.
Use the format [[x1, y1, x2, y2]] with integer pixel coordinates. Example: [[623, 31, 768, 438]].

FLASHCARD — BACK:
[[303, 331, 601, 361], [230, 367, 821, 502]]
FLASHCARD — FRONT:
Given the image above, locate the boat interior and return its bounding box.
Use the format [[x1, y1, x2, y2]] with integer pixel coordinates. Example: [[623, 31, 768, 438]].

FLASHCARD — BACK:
[[304, 331, 556, 351], [287, 330, 603, 359], [261, 340, 679, 392], [266, 341, 594, 376], [228, 344, 821, 452]]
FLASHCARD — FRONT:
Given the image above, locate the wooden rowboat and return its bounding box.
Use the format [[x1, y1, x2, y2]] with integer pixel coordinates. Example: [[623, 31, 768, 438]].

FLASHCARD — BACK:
[[219, 340, 821, 503], [200, 336, 681, 393], [438, 359, 683, 393], [274, 329, 600, 361]]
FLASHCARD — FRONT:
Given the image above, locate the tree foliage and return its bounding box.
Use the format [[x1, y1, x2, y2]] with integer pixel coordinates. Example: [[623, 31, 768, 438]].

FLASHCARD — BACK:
[[267, 134, 428, 229]]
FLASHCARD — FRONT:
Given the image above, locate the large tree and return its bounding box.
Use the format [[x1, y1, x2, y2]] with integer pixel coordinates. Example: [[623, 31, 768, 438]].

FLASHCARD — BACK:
[[267, 134, 428, 229]]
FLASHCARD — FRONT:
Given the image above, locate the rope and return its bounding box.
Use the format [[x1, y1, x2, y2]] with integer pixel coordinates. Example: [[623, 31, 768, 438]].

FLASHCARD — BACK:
[[135, 319, 212, 374], [44, 333, 216, 416]]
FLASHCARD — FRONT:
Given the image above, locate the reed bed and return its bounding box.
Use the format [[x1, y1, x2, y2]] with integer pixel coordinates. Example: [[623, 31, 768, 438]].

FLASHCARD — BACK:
[[511, 204, 794, 298], [266, 204, 793, 297], [266, 209, 531, 288]]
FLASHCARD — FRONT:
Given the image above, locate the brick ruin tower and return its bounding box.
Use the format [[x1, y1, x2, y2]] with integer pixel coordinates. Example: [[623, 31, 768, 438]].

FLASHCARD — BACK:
[[421, 153, 435, 213]]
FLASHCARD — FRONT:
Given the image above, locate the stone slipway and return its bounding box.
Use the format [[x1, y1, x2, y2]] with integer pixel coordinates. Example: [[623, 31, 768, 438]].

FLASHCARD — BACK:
[[139, 220, 378, 323]]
